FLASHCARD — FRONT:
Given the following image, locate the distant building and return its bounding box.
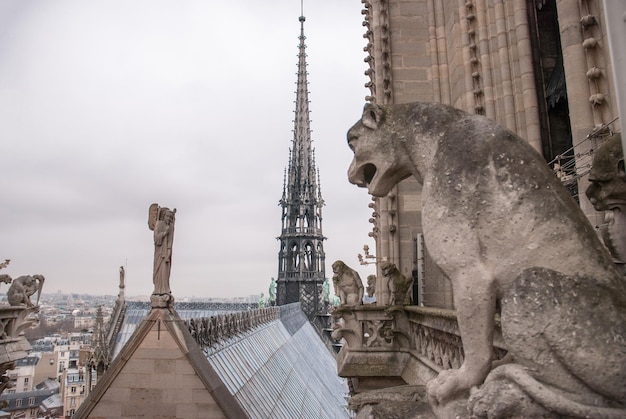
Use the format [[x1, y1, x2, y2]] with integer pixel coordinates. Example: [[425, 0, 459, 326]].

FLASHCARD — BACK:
[[32, 352, 57, 389], [0, 379, 60, 419], [30, 337, 54, 353], [61, 367, 88, 418], [74, 315, 96, 330], [6, 354, 39, 393], [39, 392, 63, 418], [54, 342, 81, 382]]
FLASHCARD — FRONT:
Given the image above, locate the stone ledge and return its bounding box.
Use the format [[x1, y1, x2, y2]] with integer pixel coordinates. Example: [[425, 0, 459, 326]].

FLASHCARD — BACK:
[[349, 385, 436, 419]]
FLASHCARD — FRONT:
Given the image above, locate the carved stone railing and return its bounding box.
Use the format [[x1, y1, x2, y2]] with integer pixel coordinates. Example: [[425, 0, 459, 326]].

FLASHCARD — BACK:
[[185, 307, 279, 355], [333, 305, 506, 383], [405, 306, 507, 375]]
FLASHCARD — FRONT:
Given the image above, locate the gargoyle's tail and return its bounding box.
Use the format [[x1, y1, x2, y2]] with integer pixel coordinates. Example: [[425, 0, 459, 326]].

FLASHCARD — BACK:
[[480, 364, 626, 419]]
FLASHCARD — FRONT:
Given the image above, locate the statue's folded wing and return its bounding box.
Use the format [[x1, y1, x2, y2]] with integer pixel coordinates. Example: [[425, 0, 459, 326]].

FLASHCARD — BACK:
[[148, 203, 159, 231]]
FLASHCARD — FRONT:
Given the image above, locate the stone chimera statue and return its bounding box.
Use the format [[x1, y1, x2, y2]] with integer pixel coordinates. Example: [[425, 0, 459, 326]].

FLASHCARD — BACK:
[[331, 260, 364, 306], [7, 275, 45, 307], [347, 102, 626, 418], [380, 261, 413, 306]]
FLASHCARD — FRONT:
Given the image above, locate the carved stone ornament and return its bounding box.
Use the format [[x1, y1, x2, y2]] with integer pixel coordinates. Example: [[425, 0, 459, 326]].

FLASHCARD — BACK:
[[347, 102, 626, 417]]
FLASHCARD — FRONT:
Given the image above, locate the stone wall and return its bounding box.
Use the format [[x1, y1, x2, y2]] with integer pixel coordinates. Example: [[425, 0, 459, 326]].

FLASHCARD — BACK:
[[85, 314, 226, 419]]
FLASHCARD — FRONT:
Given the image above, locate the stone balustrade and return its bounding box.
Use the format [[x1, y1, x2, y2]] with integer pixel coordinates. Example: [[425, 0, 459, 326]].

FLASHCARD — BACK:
[[405, 306, 507, 374], [333, 304, 507, 385]]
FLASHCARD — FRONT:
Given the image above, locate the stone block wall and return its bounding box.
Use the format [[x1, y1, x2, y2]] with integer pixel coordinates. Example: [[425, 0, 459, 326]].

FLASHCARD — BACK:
[[87, 321, 226, 419]]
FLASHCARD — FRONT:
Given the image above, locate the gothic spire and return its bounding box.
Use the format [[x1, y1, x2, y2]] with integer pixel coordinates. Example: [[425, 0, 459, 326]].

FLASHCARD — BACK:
[[89, 306, 110, 377], [285, 14, 319, 205], [276, 13, 326, 319]]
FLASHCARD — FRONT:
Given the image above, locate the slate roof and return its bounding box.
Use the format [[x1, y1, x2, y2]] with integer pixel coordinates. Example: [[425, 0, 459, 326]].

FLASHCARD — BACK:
[[108, 302, 349, 418], [0, 386, 59, 413], [40, 392, 63, 410], [207, 309, 349, 418], [14, 355, 40, 367]]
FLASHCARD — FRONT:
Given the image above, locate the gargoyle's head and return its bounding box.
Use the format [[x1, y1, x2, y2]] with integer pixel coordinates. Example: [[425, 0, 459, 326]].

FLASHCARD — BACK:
[[347, 103, 413, 197], [586, 133, 626, 211]]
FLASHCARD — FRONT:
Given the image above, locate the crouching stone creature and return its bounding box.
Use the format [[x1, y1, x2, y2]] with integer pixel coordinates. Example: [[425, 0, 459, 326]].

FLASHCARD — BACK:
[[380, 261, 413, 305], [332, 260, 364, 305], [7, 275, 44, 307], [347, 101, 626, 418]]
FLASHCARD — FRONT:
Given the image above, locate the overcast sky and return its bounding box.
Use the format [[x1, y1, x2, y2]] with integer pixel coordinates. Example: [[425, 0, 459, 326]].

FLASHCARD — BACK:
[[0, 1, 377, 299]]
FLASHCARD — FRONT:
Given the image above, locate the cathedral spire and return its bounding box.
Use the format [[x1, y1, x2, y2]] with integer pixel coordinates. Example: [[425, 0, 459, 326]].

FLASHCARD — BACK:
[[291, 14, 312, 189], [277, 13, 326, 319]]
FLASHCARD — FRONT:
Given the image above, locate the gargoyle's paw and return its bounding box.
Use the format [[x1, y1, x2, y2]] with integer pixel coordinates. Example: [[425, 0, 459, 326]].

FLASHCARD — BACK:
[[427, 367, 485, 407], [426, 369, 469, 406], [426, 377, 443, 406]]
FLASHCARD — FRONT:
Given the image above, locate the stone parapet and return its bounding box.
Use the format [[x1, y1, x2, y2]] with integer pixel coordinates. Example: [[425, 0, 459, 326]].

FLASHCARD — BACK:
[[334, 305, 506, 387]]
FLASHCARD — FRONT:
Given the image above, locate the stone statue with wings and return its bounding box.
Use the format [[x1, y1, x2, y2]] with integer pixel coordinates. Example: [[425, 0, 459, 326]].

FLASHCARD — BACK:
[[148, 203, 176, 306]]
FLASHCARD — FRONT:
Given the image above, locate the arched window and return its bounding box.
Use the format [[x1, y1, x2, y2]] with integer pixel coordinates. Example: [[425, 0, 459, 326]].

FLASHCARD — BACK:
[[279, 242, 286, 271], [290, 242, 299, 271], [304, 242, 314, 270], [317, 242, 324, 269]]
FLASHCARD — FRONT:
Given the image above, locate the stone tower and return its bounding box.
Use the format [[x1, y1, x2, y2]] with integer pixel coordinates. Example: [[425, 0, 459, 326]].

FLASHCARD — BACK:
[[276, 14, 326, 319]]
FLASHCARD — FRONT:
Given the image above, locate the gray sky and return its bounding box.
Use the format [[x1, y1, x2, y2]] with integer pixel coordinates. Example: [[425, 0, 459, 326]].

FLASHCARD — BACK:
[[0, 1, 377, 299]]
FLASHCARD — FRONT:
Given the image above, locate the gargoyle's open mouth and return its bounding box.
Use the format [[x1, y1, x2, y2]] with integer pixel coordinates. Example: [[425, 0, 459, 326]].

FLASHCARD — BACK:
[[362, 163, 377, 185]]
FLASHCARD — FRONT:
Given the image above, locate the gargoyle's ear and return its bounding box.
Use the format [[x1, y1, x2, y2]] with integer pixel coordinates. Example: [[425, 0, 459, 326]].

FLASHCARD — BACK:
[[362, 103, 382, 130]]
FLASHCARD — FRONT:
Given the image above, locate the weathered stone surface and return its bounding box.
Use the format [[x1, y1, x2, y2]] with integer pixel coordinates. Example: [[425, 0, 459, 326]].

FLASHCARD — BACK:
[[347, 102, 626, 417], [350, 385, 436, 419], [75, 309, 236, 419]]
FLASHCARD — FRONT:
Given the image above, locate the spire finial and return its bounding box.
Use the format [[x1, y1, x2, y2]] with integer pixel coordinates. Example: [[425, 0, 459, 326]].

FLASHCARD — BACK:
[[299, 0, 305, 22]]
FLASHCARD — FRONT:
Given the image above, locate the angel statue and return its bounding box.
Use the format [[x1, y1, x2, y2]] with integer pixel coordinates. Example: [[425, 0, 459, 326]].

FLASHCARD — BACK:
[[148, 204, 176, 306]]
